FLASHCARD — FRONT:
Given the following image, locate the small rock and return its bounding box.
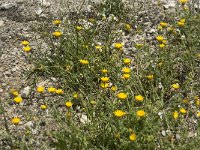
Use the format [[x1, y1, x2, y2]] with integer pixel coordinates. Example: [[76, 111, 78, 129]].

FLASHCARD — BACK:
[[80, 113, 90, 124], [0, 20, 4, 27], [21, 86, 31, 98], [35, 7, 43, 15], [40, 0, 51, 7], [24, 121, 34, 128], [0, 3, 17, 11]]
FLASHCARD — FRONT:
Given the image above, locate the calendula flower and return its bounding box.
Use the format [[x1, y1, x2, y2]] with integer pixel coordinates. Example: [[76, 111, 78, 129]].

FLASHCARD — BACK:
[[135, 95, 144, 102], [129, 133, 136, 141], [135, 43, 144, 49], [95, 45, 103, 50], [21, 40, 29, 46], [173, 111, 179, 119], [177, 21, 185, 27], [114, 110, 126, 117], [56, 89, 64, 94], [136, 110, 146, 117], [123, 58, 131, 64], [160, 22, 168, 28], [52, 31, 62, 38], [159, 43, 165, 48], [11, 117, 20, 125], [117, 92, 127, 100], [100, 77, 109, 82], [156, 35, 164, 42], [178, 0, 188, 5], [197, 112, 200, 118], [48, 87, 56, 93], [167, 27, 174, 32], [66, 101, 73, 108], [172, 83, 180, 89], [73, 93, 78, 98], [76, 26, 83, 31], [37, 86, 45, 93], [122, 74, 130, 79], [111, 86, 117, 91], [179, 108, 187, 114], [53, 19, 61, 25], [162, 40, 167, 44], [14, 96, 23, 103], [100, 83, 109, 88], [80, 59, 89, 65], [180, 19, 186, 23], [122, 67, 131, 73], [40, 105, 47, 110], [146, 74, 153, 80], [125, 23, 131, 31], [101, 69, 108, 74], [90, 100, 96, 105], [114, 43, 123, 50], [10, 89, 19, 97], [23, 45, 31, 52]]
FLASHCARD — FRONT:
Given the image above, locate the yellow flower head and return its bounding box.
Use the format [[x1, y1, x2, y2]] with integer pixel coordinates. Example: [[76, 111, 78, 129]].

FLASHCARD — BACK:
[[23, 45, 32, 52], [48, 87, 56, 93], [122, 67, 131, 73], [21, 40, 29, 46], [66, 101, 73, 108], [159, 43, 165, 48], [167, 27, 174, 32], [177, 21, 185, 27], [10, 89, 19, 97], [129, 133, 136, 141], [135, 94, 144, 102], [136, 110, 146, 117], [180, 19, 186, 23], [146, 74, 153, 80], [76, 26, 83, 31], [125, 23, 131, 31], [96, 45, 103, 50], [73, 92, 78, 98], [173, 111, 179, 119], [171, 83, 180, 89], [52, 31, 62, 38], [14, 96, 23, 104], [11, 117, 20, 125], [197, 112, 200, 118], [37, 86, 45, 93], [100, 82, 109, 88], [90, 100, 96, 105], [178, 0, 188, 4], [111, 86, 117, 91], [100, 77, 109, 82], [117, 92, 127, 100], [160, 22, 168, 28], [101, 69, 108, 74], [40, 105, 47, 110], [56, 89, 64, 94], [53, 19, 61, 25], [80, 59, 89, 65], [122, 74, 130, 79], [179, 108, 187, 114], [114, 43, 123, 50], [114, 110, 126, 117], [123, 58, 131, 64], [156, 35, 164, 42]]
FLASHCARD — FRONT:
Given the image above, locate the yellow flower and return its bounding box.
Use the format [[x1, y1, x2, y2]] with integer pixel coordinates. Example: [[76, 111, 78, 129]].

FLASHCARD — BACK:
[[76, 26, 83, 31], [114, 110, 126, 117], [156, 35, 164, 42], [171, 83, 180, 89], [23, 45, 32, 52], [122, 67, 131, 73], [125, 23, 131, 31], [52, 31, 62, 38], [162, 40, 167, 44], [101, 69, 108, 74], [197, 112, 200, 118], [90, 100, 96, 105], [160, 22, 168, 28], [123, 58, 131, 64], [135, 43, 144, 49], [178, 0, 188, 4], [180, 19, 186, 23], [117, 92, 127, 100], [122, 74, 130, 79], [136, 110, 146, 117], [173, 111, 179, 119], [159, 43, 165, 48], [56, 89, 64, 94], [80, 59, 89, 65], [95, 45, 103, 50], [14, 96, 23, 103], [111, 86, 117, 91], [11, 117, 20, 125], [129, 133, 136, 141], [114, 43, 123, 50], [40, 105, 47, 110], [53, 19, 61, 25], [10, 89, 19, 97], [135, 95, 144, 102], [48, 87, 56, 93], [179, 108, 187, 114], [167, 27, 174, 32], [21, 40, 29, 46], [66, 101, 73, 108], [73, 93, 78, 98], [100, 77, 109, 82], [37, 86, 45, 93], [146, 74, 153, 80], [177, 21, 185, 27], [100, 82, 109, 88]]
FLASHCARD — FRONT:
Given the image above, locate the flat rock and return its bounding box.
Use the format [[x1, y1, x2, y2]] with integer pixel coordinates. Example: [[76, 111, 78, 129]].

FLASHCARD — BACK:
[[0, 3, 17, 11]]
